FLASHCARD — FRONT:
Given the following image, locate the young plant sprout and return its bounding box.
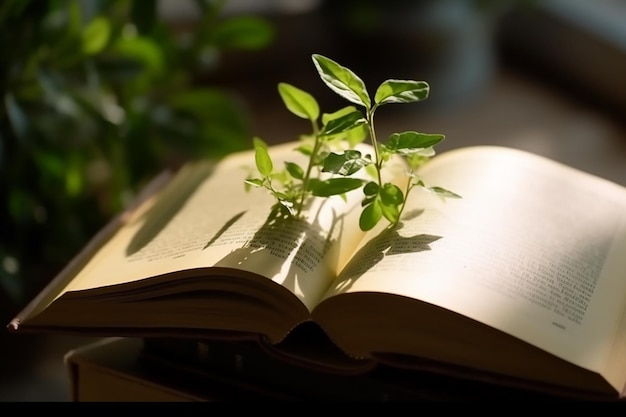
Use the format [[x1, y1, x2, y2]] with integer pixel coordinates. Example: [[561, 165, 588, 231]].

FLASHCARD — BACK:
[[245, 54, 460, 231]]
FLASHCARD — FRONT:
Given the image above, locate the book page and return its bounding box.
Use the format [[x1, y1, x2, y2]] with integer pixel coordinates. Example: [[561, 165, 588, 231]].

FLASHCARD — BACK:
[[325, 146, 626, 375], [58, 142, 370, 312]]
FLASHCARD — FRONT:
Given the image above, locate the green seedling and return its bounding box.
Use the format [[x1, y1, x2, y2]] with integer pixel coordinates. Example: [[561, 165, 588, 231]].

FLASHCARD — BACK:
[[245, 54, 460, 231]]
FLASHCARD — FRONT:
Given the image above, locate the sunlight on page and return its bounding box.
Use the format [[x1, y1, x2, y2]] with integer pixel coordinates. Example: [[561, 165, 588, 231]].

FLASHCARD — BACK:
[[60, 143, 369, 313], [331, 146, 626, 372]]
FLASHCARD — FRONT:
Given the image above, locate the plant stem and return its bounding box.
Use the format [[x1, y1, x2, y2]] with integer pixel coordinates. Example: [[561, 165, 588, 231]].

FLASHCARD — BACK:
[[392, 178, 413, 229], [296, 119, 321, 217], [367, 107, 383, 186]]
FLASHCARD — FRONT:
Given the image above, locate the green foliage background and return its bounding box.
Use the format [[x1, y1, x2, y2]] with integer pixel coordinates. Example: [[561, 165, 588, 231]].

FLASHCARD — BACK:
[[0, 0, 274, 308]]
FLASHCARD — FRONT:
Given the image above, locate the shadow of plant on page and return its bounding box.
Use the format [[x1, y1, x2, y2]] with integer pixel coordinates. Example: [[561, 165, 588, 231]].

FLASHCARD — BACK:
[[202, 211, 247, 250], [210, 200, 350, 304], [333, 218, 442, 293], [125, 162, 216, 256]]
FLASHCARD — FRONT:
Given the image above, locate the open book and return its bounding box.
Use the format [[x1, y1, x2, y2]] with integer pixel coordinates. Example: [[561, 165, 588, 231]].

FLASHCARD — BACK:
[[8, 141, 626, 400]]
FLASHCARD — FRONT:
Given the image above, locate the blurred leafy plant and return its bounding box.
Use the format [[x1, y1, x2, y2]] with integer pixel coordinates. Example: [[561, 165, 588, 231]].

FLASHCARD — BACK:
[[0, 0, 274, 305], [246, 54, 460, 232]]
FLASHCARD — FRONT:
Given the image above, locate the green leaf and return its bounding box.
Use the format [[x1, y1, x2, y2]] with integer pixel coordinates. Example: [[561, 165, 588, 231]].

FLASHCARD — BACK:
[[82, 17, 111, 55], [379, 184, 403, 224], [321, 107, 369, 145], [320, 111, 366, 137], [253, 136, 268, 149], [343, 123, 369, 147], [362, 195, 376, 207], [374, 80, 429, 105], [321, 106, 358, 125], [113, 35, 164, 77], [278, 83, 319, 121], [380, 200, 400, 224], [405, 153, 434, 170], [244, 178, 264, 187], [380, 183, 404, 206], [312, 54, 371, 109], [364, 163, 378, 180], [274, 191, 291, 201], [363, 181, 379, 197], [295, 142, 315, 157], [386, 132, 445, 154], [322, 150, 371, 176], [309, 177, 365, 197], [285, 161, 304, 180], [359, 201, 382, 231], [253, 137, 273, 176]]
